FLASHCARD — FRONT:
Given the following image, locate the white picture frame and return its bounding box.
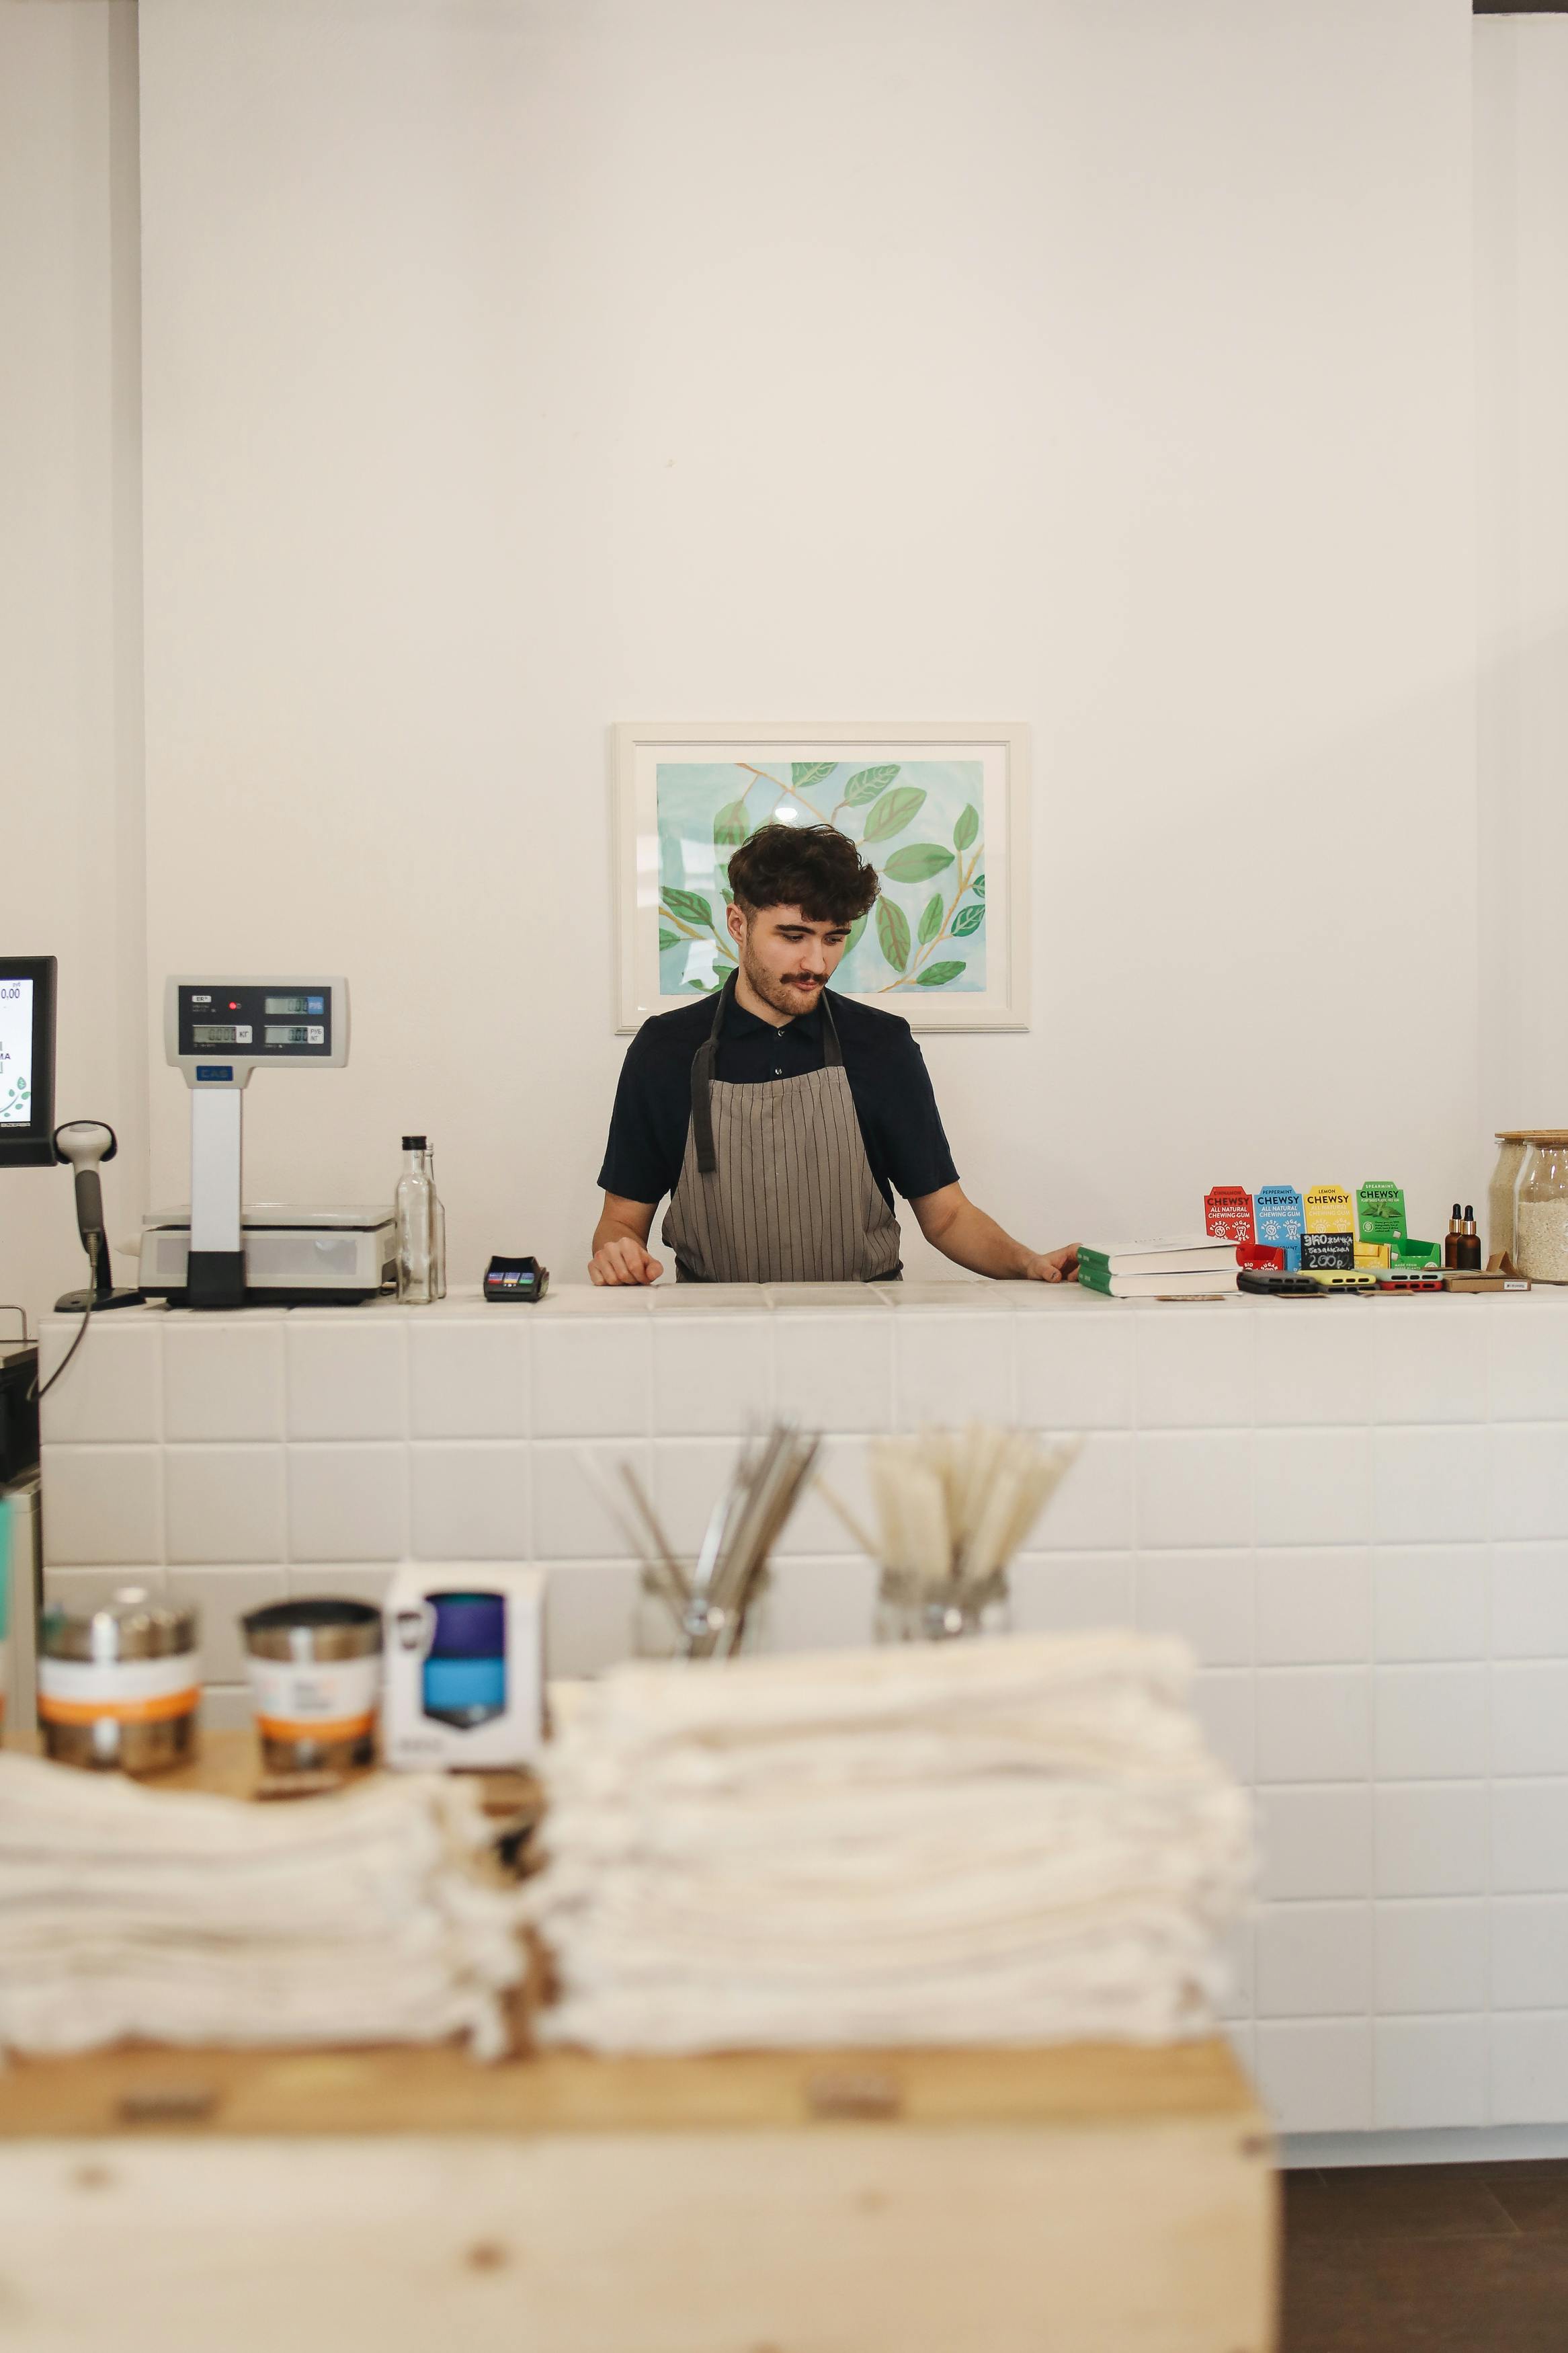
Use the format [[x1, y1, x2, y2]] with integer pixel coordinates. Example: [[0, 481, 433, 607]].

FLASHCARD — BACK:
[[612, 721, 1030, 1033]]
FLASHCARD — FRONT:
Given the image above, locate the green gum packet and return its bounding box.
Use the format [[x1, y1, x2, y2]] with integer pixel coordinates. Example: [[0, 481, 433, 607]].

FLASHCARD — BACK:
[[1358, 1181, 1408, 1246]]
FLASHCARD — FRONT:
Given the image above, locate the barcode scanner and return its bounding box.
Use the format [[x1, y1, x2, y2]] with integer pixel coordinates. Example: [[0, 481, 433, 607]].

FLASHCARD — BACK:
[[53, 1121, 140, 1313]]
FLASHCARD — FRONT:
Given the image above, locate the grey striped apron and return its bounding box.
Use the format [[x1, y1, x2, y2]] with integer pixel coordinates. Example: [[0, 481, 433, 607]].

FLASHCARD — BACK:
[[663, 979, 902, 1284]]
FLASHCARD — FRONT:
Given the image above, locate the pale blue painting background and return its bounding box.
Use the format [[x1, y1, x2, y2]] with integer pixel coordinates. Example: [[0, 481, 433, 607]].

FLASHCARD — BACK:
[[656, 759, 987, 997]]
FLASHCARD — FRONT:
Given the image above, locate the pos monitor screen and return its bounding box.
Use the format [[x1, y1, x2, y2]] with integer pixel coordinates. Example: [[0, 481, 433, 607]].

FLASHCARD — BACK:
[[0, 956, 57, 1166]]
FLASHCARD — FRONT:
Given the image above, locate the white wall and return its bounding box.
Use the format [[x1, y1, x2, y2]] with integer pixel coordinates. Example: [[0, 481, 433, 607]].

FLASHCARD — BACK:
[[138, 2, 1483, 1277], [1476, 17, 1568, 1143], [0, 0, 146, 1330]]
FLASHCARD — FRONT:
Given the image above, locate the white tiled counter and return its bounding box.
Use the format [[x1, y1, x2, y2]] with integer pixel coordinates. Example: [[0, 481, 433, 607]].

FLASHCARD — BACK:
[[36, 1279, 1568, 2147]]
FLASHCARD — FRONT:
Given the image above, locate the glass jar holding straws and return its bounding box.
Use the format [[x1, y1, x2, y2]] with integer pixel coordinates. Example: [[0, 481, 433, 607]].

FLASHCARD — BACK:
[[581, 1426, 818, 1663], [818, 1427, 1081, 1644]]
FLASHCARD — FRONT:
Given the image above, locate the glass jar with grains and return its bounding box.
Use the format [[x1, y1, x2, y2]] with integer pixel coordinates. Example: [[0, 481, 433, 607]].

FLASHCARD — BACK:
[[1489, 1133, 1532, 1264], [1514, 1138, 1568, 1283]]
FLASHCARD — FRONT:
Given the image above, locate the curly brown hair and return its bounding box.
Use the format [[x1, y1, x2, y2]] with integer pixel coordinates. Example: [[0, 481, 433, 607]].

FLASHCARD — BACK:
[[727, 823, 880, 925]]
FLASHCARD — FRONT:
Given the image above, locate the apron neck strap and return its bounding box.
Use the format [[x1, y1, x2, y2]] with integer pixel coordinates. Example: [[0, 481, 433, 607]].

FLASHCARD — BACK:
[[819, 990, 845, 1068], [690, 978, 841, 1175], [690, 973, 732, 1176]]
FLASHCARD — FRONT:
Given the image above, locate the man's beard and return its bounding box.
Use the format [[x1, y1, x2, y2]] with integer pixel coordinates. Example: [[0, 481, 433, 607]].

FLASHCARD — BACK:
[[739, 939, 824, 1021]]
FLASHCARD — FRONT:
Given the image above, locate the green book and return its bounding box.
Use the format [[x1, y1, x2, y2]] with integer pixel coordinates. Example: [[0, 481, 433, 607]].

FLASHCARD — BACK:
[[1078, 1258, 1238, 1300]]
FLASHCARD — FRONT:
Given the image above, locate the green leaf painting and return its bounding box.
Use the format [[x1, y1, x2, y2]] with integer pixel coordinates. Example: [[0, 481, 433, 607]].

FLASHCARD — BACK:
[[876, 897, 911, 973], [842, 764, 900, 807], [655, 756, 987, 998], [883, 844, 954, 884], [662, 887, 714, 930], [862, 784, 927, 846]]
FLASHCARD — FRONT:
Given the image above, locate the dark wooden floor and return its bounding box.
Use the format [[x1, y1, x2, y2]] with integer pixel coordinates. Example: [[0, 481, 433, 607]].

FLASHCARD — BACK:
[[1284, 2163, 1568, 2350]]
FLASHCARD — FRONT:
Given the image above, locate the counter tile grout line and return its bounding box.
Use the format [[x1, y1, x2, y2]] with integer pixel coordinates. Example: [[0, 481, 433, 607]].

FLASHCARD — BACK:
[[1127, 1318, 1144, 1632], [1484, 1455, 1498, 2130], [154, 1443, 167, 1577], [1361, 1618, 1378, 2124]]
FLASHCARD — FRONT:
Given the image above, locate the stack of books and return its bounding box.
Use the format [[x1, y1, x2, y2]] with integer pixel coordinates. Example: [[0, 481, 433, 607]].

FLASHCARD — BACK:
[[1077, 1236, 1239, 1299]]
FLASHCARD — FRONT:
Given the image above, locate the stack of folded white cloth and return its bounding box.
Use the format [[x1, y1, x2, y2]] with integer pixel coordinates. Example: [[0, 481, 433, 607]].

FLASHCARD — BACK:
[[0, 1755, 529, 2061], [526, 1632, 1251, 2053]]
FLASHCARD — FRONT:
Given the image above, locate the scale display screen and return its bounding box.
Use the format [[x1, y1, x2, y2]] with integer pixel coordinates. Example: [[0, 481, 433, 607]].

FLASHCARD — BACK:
[[0, 978, 32, 1127], [175, 984, 335, 1061]]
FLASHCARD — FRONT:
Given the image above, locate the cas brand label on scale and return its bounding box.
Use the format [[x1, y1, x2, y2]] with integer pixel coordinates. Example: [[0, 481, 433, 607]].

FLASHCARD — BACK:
[[1254, 1185, 1305, 1271], [1204, 1188, 1255, 1245]]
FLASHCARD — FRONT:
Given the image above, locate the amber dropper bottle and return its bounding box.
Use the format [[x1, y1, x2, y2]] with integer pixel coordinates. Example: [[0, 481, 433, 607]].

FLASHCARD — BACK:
[[1444, 1203, 1464, 1270], [1458, 1205, 1482, 1271]]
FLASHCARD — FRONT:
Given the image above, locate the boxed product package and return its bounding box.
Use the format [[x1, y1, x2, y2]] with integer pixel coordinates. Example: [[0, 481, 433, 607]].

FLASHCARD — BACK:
[[382, 1564, 545, 1770]]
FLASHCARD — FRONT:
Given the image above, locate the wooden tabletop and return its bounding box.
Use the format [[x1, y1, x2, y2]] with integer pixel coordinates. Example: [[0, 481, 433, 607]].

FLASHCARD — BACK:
[[4, 1724, 540, 1819], [0, 2035, 1262, 2141]]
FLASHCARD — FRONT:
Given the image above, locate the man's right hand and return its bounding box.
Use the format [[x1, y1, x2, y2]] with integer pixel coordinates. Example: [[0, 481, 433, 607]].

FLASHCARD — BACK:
[[588, 1234, 664, 1286]]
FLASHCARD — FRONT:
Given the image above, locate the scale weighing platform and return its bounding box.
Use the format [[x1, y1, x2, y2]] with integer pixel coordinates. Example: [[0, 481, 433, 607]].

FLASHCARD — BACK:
[[138, 977, 394, 1310], [139, 1205, 396, 1308]]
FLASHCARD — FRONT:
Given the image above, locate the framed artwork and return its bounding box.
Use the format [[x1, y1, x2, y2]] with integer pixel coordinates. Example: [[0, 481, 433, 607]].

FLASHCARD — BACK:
[[612, 721, 1029, 1032]]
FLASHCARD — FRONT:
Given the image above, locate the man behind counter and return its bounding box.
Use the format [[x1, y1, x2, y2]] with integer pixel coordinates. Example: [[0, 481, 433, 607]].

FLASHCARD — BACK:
[[591, 822, 1079, 1287]]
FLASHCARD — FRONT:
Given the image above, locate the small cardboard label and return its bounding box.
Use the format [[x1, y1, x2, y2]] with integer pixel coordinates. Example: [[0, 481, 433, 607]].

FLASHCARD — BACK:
[[1204, 1187, 1255, 1246], [1357, 1181, 1407, 1246], [1305, 1184, 1356, 1234], [1254, 1185, 1305, 1271], [1301, 1229, 1356, 1271]]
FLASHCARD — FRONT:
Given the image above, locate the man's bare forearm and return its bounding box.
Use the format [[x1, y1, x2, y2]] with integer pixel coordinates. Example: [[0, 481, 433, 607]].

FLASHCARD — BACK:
[[916, 1191, 1032, 1277], [912, 1183, 1078, 1284]]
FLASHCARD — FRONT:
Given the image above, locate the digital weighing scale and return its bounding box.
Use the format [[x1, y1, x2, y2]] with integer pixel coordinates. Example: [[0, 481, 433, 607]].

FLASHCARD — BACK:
[[138, 977, 395, 1310]]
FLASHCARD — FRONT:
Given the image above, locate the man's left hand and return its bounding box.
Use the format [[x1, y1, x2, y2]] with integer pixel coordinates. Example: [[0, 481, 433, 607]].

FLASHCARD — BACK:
[[1022, 1243, 1079, 1283]]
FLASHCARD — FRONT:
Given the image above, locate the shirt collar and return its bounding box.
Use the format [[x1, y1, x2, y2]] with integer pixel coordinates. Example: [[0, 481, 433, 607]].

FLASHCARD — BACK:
[[721, 986, 826, 1045]]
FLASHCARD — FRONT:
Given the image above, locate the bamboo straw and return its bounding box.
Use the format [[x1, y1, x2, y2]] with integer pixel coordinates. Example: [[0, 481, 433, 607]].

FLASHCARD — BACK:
[[855, 1426, 1081, 1605]]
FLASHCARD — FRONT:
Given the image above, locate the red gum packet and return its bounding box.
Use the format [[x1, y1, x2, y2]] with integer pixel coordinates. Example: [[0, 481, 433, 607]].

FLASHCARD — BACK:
[[1237, 1242, 1286, 1271], [1205, 1187, 1255, 1246]]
